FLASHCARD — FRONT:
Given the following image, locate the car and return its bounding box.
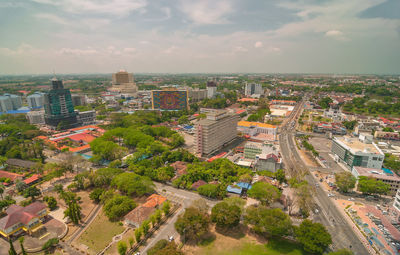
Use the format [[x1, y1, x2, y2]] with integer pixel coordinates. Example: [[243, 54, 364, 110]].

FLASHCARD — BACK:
[[348, 198, 355, 201], [328, 193, 335, 197], [134, 253, 140, 255], [168, 235, 174, 242]]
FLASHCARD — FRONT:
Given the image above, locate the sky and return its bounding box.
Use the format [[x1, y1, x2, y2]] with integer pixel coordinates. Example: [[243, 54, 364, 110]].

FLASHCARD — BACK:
[[0, 0, 399, 74]]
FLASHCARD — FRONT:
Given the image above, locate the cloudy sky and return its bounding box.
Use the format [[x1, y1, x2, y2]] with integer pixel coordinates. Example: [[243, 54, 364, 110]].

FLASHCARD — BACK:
[[0, 0, 399, 74]]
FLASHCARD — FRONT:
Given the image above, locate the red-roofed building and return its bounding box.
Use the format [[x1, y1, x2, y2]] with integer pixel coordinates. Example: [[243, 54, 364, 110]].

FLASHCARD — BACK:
[[124, 194, 167, 227], [0, 201, 47, 237], [0, 170, 23, 183], [23, 174, 41, 185]]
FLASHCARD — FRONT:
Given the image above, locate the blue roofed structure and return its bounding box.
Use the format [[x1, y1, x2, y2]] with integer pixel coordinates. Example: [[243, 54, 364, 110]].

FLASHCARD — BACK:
[[227, 182, 252, 194]]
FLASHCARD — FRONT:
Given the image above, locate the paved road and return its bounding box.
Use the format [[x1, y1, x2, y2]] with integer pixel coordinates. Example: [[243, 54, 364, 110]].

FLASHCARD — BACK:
[[139, 183, 218, 254], [279, 100, 371, 254]]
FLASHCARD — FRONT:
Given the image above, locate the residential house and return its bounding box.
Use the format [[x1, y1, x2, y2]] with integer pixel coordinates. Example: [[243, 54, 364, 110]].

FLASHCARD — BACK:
[[124, 194, 167, 228], [0, 201, 47, 238]]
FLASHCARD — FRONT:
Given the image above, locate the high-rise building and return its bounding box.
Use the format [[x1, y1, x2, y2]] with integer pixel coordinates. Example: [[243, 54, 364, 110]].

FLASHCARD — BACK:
[[151, 88, 189, 111], [71, 94, 86, 106], [0, 96, 13, 112], [0, 94, 22, 112], [195, 109, 239, 156], [110, 70, 138, 95], [206, 81, 217, 99], [44, 78, 77, 129], [245, 83, 263, 96], [188, 88, 207, 102], [27, 92, 45, 109]]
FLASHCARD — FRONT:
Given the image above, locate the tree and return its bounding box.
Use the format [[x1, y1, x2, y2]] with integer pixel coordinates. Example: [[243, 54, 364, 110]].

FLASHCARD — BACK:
[[296, 183, 313, 218], [197, 184, 219, 198], [247, 182, 281, 205], [0, 185, 4, 200], [64, 198, 82, 225], [245, 206, 292, 237], [223, 197, 246, 213], [89, 188, 105, 203], [15, 180, 28, 193], [42, 238, 59, 254], [104, 195, 136, 221], [175, 207, 210, 242], [148, 240, 183, 255], [275, 169, 286, 184], [178, 115, 189, 125], [111, 172, 155, 197], [117, 241, 127, 255], [141, 219, 150, 236], [382, 127, 394, 132], [358, 176, 390, 195], [19, 237, 27, 255], [335, 172, 356, 193], [8, 238, 17, 255], [135, 227, 142, 243], [24, 186, 41, 200], [295, 219, 332, 254], [148, 239, 168, 255], [162, 200, 171, 215], [43, 196, 57, 210], [154, 209, 162, 224], [342, 120, 357, 131], [128, 237, 134, 248], [211, 201, 241, 229], [318, 97, 333, 109]]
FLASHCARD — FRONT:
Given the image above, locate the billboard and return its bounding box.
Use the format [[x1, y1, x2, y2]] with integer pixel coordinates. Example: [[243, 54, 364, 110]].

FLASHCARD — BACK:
[[152, 90, 188, 110]]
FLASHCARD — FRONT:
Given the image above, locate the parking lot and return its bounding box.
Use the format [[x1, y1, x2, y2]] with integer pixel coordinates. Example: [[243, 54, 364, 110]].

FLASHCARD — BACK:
[[309, 136, 347, 173]]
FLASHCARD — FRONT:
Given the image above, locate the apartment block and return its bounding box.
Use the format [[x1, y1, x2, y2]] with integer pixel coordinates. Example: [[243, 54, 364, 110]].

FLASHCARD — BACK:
[[195, 109, 239, 156]]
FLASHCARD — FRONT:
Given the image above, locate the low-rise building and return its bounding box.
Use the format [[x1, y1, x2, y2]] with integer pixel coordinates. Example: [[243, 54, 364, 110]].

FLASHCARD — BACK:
[[374, 131, 400, 140], [242, 142, 282, 172], [77, 110, 96, 126], [237, 121, 277, 141], [124, 194, 166, 228], [331, 134, 385, 170], [313, 122, 346, 135], [352, 166, 400, 195], [27, 110, 45, 125], [0, 202, 47, 238]]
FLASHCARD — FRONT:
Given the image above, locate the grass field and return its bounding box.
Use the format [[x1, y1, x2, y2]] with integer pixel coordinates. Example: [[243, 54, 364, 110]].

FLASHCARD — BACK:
[[77, 211, 125, 254], [184, 227, 304, 255]]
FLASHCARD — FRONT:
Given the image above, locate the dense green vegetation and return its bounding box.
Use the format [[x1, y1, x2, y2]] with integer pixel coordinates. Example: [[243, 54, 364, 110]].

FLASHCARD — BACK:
[[317, 97, 333, 109], [358, 176, 390, 195], [343, 97, 400, 116], [384, 153, 400, 174], [335, 172, 356, 193]]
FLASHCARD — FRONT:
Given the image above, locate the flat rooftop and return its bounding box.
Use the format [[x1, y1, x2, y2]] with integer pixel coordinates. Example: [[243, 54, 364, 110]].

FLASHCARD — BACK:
[[354, 166, 400, 182], [335, 137, 382, 155]]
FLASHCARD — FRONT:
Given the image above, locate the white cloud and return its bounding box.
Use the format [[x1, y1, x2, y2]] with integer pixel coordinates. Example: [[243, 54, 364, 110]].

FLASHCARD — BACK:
[[34, 13, 68, 25], [325, 30, 343, 37], [123, 47, 137, 54], [31, 0, 147, 16], [58, 47, 98, 56], [233, 46, 248, 53], [254, 41, 263, 48], [0, 43, 43, 56], [180, 0, 233, 24], [164, 46, 178, 54]]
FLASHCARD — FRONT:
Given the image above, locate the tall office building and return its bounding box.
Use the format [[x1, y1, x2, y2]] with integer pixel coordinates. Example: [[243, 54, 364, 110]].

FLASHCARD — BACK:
[[110, 70, 138, 95], [195, 109, 239, 156], [27, 92, 45, 109], [245, 83, 263, 96], [206, 81, 217, 99], [44, 78, 77, 129]]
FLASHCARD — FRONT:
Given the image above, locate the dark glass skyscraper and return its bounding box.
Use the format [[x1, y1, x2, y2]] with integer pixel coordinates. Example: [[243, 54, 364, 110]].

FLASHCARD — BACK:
[[44, 77, 77, 129]]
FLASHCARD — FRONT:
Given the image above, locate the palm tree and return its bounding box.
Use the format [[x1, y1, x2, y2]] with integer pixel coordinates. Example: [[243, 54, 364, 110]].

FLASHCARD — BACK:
[[19, 237, 27, 255]]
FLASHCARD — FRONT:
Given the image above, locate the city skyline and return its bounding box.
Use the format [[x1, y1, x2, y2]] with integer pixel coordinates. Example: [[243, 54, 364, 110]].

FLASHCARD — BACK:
[[0, 0, 399, 74]]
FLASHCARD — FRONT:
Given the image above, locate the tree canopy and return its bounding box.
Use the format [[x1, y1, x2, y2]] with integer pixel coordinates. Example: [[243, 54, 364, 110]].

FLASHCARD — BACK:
[[175, 207, 210, 242], [358, 176, 390, 195], [295, 219, 332, 254], [247, 182, 281, 205], [335, 172, 356, 193], [211, 201, 241, 229], [245, 206, 292, 237]]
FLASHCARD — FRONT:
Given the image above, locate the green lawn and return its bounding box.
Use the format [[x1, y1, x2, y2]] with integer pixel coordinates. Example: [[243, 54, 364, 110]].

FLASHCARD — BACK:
[[77, 211, 125, 253], [197, 235, 304, 255]]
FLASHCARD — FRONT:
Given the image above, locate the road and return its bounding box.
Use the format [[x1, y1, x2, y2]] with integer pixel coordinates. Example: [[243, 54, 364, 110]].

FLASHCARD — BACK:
[[279, 99, 371, 254], [139, 183, 218, 254]]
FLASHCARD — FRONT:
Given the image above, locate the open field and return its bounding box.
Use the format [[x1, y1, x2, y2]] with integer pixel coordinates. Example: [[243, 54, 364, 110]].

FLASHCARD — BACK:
[[183, 227, 304, 255], [76, 211, 125, 254]]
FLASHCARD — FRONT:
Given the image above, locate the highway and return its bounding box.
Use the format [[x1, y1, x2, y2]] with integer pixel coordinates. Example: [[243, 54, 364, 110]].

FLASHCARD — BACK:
[[279, 99, 371, 254]]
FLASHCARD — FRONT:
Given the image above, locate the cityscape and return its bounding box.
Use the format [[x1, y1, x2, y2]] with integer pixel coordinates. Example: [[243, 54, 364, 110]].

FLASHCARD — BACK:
[[0, 1, 400, 255]]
